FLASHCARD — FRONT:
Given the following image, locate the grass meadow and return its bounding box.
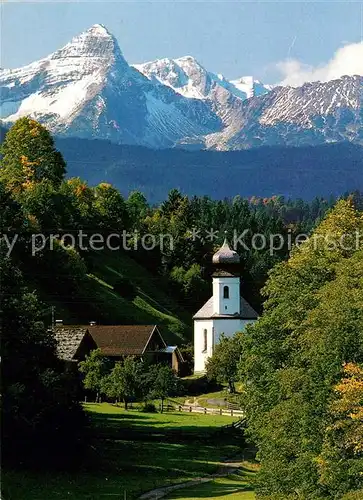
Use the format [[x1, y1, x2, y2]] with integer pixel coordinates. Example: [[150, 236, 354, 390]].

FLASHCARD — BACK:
[[3, 403, 256, 499]]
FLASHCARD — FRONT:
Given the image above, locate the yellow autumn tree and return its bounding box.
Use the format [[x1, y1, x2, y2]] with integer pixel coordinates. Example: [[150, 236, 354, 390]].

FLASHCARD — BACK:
[[331, 363, 363, 454], [0, 117, 66, 192], [318, 362, 363, 495]]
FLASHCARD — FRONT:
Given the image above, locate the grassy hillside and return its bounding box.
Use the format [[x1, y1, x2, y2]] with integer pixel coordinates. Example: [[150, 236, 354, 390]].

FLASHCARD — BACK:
[[34, 249, 192, 343]]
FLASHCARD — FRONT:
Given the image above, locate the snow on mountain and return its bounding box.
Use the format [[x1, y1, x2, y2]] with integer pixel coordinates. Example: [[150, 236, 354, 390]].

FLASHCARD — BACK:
[[0, 25, 221, 148], [1, 24, 362, 151], [1, 25, 124, 124], [134, 56, 242, 129], [207, 75, 363, 150], [134, 57, 271, 101], [134, 57, 272, 131], [230, 76, 272, 99], [134, 57, 208, 100]]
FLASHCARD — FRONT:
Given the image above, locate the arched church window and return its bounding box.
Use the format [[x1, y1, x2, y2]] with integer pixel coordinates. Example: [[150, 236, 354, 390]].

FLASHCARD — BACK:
[[203, 329, 207, 352], [223, 286, 229, 299]]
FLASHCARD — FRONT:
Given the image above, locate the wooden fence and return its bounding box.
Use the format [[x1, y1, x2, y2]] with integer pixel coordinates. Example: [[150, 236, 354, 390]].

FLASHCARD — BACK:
[[177, 405, 245, 417]]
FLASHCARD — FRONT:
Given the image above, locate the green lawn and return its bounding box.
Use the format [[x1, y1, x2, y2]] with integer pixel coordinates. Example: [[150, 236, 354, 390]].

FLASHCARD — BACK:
[[3, 403, 253, 500], [85, 402, 236, 427]]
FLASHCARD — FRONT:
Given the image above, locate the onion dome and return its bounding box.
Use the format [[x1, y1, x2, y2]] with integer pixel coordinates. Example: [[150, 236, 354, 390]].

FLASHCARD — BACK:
[[212, 238, 240, 265]]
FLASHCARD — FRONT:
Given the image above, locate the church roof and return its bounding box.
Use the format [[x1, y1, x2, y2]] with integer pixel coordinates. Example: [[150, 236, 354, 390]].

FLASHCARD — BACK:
[[193, 296, 258, 320], [212, 269, 238, 278], [212, 238, 240, 265]]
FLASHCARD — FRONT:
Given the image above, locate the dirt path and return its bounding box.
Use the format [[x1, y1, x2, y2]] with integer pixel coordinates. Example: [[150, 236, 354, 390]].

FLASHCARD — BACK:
[[138, 461, 243, 500], [183, 397, 228, 408], [183, 397, 199, 407]]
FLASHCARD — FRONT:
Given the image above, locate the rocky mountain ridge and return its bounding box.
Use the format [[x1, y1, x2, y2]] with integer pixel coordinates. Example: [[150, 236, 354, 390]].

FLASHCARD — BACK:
[[1, 24, 362, 150]]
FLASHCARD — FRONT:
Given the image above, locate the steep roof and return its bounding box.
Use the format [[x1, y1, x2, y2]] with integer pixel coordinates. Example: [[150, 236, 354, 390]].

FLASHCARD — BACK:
[[193, 296, 258, 320], [88, 324, 165, 356], [54, 326, 92, 361], [212, 238, 240, 265]]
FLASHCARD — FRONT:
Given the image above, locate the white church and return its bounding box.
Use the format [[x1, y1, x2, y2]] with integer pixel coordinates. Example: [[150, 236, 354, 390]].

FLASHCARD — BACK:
[[193, 238, 258, 373]]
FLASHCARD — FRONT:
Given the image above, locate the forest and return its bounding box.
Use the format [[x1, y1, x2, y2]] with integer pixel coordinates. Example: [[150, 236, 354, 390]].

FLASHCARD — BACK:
[[1, 117, 362, 499]]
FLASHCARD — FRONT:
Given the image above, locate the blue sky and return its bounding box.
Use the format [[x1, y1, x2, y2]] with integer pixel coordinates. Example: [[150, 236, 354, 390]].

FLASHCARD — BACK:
[[2, 1, 363, 82]]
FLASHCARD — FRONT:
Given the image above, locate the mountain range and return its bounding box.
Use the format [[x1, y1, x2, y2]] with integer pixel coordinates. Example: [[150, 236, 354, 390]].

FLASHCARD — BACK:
[[1, 24, 362, 151]]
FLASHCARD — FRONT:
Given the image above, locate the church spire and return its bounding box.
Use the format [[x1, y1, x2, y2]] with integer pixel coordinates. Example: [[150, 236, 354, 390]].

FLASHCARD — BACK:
[[212, 234, 240, 265]]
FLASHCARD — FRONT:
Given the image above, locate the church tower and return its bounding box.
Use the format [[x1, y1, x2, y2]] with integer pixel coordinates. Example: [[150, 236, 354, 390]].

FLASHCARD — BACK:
[[193, 237, 258, 373], [212, 238, 241, 316]]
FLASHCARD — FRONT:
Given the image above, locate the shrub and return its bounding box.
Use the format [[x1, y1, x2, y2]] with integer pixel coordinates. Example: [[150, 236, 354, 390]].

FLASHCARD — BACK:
[[183, 375, 222, 396], [141, 402, 157, 413]]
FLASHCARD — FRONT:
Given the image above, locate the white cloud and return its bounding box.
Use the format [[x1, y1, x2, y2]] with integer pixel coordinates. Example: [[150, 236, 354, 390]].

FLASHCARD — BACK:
[[276, 41, 363, 87]]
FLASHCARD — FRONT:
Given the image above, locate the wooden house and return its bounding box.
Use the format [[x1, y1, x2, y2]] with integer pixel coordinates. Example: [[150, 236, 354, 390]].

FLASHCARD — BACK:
[[54, 324, 185, 375]]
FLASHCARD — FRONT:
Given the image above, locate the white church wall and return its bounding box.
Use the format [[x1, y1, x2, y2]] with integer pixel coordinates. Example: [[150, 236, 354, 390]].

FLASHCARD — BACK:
[[213, 319, 255, 345], [194, 319, 214, 373], [194, 318, 256, 373], [212, 277, 240, 315]]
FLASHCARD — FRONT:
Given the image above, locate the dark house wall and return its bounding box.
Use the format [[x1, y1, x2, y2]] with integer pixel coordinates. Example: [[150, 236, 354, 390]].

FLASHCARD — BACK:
[[146, 330, 166, 352], [74, 333, 98, 361]]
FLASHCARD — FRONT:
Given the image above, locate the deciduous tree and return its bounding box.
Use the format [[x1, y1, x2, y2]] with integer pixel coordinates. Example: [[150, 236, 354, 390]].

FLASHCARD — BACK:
[[1, 117, 66, 191], [239, 200, 363, 498], [206, 334, 242, 393], [147, 364, 181, 412], [1, 250, 85, 467], [79, 349, 107, 402], [103, 357, 143, 409]]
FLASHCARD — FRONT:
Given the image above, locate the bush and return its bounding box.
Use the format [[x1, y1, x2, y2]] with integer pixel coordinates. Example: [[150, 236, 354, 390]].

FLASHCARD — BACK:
[[141, 402, 157, 413], [183, 375, 222, 396]]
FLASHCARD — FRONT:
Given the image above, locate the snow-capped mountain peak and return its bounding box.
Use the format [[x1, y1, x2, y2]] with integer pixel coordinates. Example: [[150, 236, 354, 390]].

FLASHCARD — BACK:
[[0, 24, 132, 126], [209, 74, 363, 150], [135, 56, 271, 104], [134, 56, 210, 99], [230, 76, 273, 99], [87, 23, 110, 35], [49, 23, 127, 68], [0, 25, 221, 148], [1, 24, 361, 151]]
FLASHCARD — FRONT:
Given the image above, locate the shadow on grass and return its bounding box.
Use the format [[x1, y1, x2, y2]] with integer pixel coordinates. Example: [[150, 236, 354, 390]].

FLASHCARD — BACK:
[[166, 477, 255, 499], [3, 405, 256, 500], [86, 406, 151, 421], [85, 405, 242, 445]]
